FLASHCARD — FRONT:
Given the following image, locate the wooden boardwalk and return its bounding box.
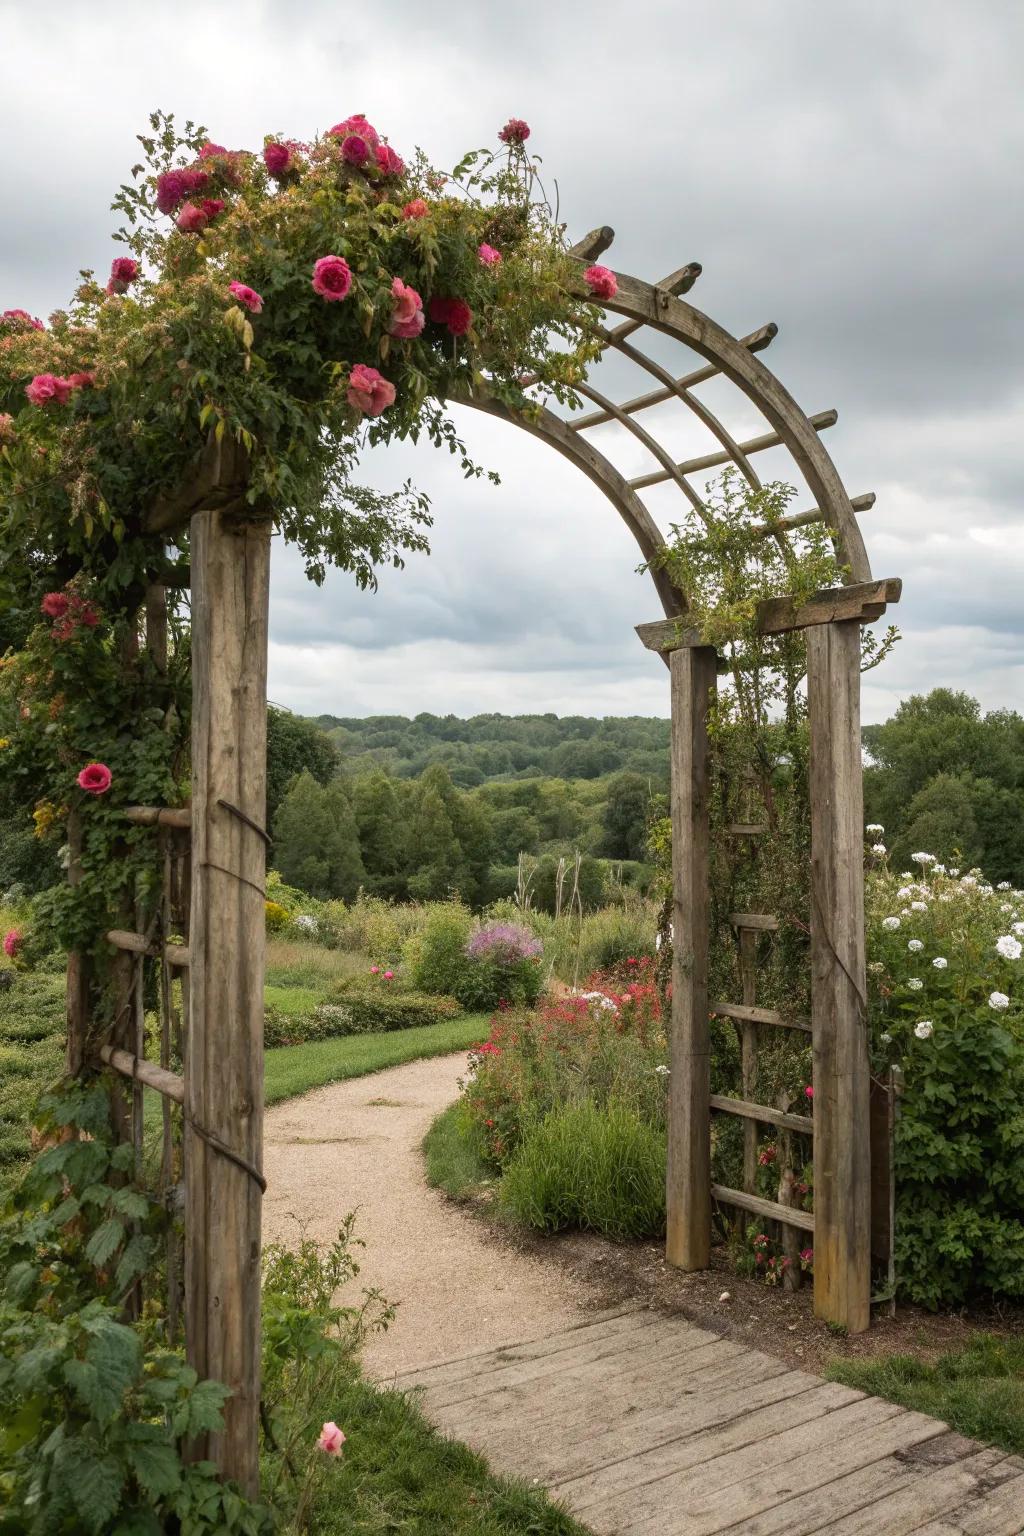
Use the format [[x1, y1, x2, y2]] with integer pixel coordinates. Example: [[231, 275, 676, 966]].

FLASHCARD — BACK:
[[394, 1306, 1024, 1534]]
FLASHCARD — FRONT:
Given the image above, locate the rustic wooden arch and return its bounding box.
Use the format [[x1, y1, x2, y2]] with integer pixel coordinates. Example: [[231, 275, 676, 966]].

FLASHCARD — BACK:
[[83, 229, 901, 1493]]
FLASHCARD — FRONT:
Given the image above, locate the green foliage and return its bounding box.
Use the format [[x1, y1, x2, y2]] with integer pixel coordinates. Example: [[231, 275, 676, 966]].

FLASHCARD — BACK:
[[867, 858, 1024, 1306], [266, 984, 461, 1044], [266, 706, 340, 824], [0, 971, 65, 1178], [407, 900, 475, 994], [423, 1101, 493, 1200], [827, 1335, 1024, 1457], [273, 772, 365, 900], [263, 1013, 493, 1106], [499, 1101, 666, 1240]]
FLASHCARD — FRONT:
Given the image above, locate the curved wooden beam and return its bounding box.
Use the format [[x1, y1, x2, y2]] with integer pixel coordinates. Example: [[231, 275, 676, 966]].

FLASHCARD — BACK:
[[573, 380, 708, 520]]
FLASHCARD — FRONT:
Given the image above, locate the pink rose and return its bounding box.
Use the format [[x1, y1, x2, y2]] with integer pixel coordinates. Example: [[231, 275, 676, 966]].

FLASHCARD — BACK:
[[370, 965, 380, 974], [228, 281, 263, 314], [0, 412, 14, 441], [263, 141, 295, 178], [156, 168, 208, 215], [41, 592, 69, 618], [2, 308, 45, 330], [67, 372, 95, 390], [77, 762, 112, 796], [347, 363, 396, 417], [312, 255, 353, 301], [478, 243, 502, 268], [341, 135, 370, 167], [383, 970, 395, 980], [25, 374, 73, 407], [584, 264, 618, 300], [388, 277, 424, 338], [106, 257, 139, 295], [176, 202, 209, 233], [375, 143, 404, 176], [805, 1084, 814, 1100], [499, 118, 530, 145], [428, 296, 472, 336], [402, 199, 428, 220], [329, 114, 380, 148], [317, 1421, 346, 1456], [3, 930, 21, 959]]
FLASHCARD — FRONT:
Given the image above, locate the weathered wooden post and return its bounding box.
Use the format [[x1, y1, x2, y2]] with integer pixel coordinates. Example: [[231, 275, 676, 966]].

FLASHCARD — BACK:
[[665, 644, 717, 1270], [185, 505, 271, 1494], [807, 617, 871, 1333]]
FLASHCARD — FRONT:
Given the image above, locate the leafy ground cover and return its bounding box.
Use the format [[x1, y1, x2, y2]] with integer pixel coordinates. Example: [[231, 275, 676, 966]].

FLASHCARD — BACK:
[[0, 963, 65, 1177]]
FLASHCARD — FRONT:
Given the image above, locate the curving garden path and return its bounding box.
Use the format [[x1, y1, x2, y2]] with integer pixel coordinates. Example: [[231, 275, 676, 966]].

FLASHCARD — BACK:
[[262, 1051, 603, 1379], [264, 1052, 1024, 1534]]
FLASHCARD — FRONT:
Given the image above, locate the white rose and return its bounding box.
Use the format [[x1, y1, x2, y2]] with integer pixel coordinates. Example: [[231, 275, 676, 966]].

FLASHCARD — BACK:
[[914, 1021, 934, 1039], [989, 991, 1010, 1011]]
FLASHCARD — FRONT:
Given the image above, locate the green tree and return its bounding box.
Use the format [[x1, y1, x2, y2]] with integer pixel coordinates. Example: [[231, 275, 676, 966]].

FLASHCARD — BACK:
[[601, 772, 651, 861], [889, 773, 983, 872], [352, 770, 407, 895], [266, 706, 340, 824], [273, 771, 364, 899]]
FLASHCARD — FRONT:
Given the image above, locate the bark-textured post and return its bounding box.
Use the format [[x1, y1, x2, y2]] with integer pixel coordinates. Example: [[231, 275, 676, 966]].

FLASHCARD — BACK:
[[185, 507, 271, 1494], [665, 645, 717, 1271], [65, 809, 90, 1078], [807, 619, 871, 1334]]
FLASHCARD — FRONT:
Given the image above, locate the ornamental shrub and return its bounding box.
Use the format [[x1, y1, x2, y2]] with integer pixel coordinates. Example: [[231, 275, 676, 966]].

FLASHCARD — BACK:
[[454, 921, 544, 1011], [406, 901, 474, 996], [323, 984, 461, 1036], [867, 852, 1024, 1306]]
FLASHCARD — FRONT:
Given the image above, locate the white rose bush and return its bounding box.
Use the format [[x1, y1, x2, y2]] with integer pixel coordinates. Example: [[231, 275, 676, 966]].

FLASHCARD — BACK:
[[866, 847, 1024, 1307]]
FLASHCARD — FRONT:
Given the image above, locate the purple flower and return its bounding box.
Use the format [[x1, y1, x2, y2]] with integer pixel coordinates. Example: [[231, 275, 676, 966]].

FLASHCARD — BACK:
[[466, 922, 542, 964]]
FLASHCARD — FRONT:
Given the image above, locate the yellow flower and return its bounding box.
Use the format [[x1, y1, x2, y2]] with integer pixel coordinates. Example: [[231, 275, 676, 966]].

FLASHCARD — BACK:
[[33, 801, 58, 838], [0, 738, 8, 750]]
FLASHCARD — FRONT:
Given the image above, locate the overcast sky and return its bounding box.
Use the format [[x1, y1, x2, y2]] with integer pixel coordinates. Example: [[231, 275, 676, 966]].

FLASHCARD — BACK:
[[3, 1, 1021, 723]]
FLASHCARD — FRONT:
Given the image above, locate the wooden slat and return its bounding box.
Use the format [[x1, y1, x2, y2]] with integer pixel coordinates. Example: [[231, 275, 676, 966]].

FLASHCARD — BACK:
[[100, 1044, 184, 1104], [603, 261, 702, 346], [749, 490, 876, 540], [725, 822, 768, 836], [808, 619, 871, 1336], [730, 912, 779, 931], [106, 929, 189, 967], [628, 408, 837, 490], [184, 506, 270, 1495], [711, 1182, 815, 1233], [666, 646, 717, 1272], [570, 324, 778, 431], [710, 1094, 813, 1135], [738, 926, 759, 1193], [124, 805, 192, 829], [635, 577, 902, 655], [712, 1001, 812, 1033], [569, 225, 615, 261]]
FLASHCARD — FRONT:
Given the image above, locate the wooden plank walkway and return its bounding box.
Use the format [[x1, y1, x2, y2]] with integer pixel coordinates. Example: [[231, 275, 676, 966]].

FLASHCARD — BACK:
[[393, 1306, 1024, 1535]]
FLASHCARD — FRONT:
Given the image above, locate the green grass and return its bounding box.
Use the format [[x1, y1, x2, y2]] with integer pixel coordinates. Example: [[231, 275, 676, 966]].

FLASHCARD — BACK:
[[0, 970, 65, 1178], [828, 1334, 1024, 1455], [424, 1100, 494, 1199], [264, 1014, 490, 1105], [264, 982, 323, 1019], [265, 937, 365, 990]]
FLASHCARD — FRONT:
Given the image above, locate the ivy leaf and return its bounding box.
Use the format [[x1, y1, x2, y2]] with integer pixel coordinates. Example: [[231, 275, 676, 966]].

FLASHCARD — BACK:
[[128, 1440, 182, 1498], [86, 1217, 125, 1270]]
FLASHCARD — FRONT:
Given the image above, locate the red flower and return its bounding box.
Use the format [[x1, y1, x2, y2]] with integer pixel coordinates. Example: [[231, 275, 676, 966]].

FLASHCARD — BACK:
[[428, 296, 472, 336], [584, 264, 618, 300], [228, 281, 263, 314], [40, 593, 69, 619], [312, 255, 353, 301], [106, 257, 140, 295], [77, 763, 112, 796], [375, 143, 404, 176], [3, 929, 21, 958]]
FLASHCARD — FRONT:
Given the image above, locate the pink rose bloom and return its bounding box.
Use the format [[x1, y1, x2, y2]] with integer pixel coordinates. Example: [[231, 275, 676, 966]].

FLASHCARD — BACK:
[[263, 141, 294, 178], [584, 264, 618, 300], [2, 308, 45, 331], [156, 167, 208, 215], [347, 363, 396, 417], [805, 1084, 814, 1099], [341, 135, 370, 167], [106, 257, 140, 295], [201, 198, 225, 221], [403, 199, 429, 220], [77, 762, 112, 796], [0, 412, 14, 441], [499, 118, 530, 145], [41, 592, 69, 618], [176, 202, 209, 233], [199, 141, 228, 159], [312, 255, 353, 301], [317, 1422, 346, 1456], [375, 143, 404, 176], [3, 930, 21, 959], [429, 296, 473, 336], [329, 114, 380, 148], [388, 277, 424, 338], [478, 243, 502, 268], [67, 372, 95, 390], [25, 374, 73, 407], [384, 970, 395, 980], [370, 965, 380, 974], [228, 281, 264, 314]]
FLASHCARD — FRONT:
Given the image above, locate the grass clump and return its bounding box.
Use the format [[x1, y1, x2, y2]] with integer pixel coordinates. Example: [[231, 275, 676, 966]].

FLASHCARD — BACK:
[[827, 1334, 1024, 1455], [424, 1100, 493, 1200], [499, 1100, 666, 1240]]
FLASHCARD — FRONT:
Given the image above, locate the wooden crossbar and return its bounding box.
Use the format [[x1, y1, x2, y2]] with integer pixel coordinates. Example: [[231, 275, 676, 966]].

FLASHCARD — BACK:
[[729, 913, 779, 931], [710, 1094, 813, 1135], [106, 929, 190, 967], [124, 805, 192, 829], [724, 823, 768, 837], [100, 1044, 184, 1104], [636, 578, 902, 656], [712, 1001, 812, 1034], [569, 325, 778, 432], [748, 491, 876, 541], [711, 1182, 815, 1233], [628, 410, 837, 490]]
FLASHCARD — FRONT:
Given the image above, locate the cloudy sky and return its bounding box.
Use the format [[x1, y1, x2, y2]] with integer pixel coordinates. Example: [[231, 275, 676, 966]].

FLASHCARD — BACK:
[[3, 1, 1021, 723]]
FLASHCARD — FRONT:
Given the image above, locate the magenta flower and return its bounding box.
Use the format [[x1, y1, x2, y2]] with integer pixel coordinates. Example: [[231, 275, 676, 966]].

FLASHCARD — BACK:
[[375, 143, 404, 176], [25, 374, 73, 407], [2, 308, 45, 331], [41, 592, 69, 618], [228, 281, 263, 314], [77, 763, 112, 796], [584, 264, 618, 300], [155, 167, 208, 215], [370, 965, 380, 975], [804, 1084, 814, 1100], [263, 140, 298, 178], [428, 296, 473, 336], [330, 114, 380, 148], [388, 277, 424, 338], [499, 118, 530, 145], [3, 930, 21, 959], [312, 255, 353, 301], [176, 202, 208, 233], [347, 363, 395, 416], [403, 199, 429, 220], [341, 135, 370, 166], [317, 1421, 346, 1456], [106, 257, 140, 295], [383, 970, 395, 980], [478, 243, 502, 268]]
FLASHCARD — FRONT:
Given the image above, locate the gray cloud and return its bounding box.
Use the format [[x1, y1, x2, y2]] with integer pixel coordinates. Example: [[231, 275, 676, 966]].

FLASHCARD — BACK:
[[2, 0, 1022, 724]]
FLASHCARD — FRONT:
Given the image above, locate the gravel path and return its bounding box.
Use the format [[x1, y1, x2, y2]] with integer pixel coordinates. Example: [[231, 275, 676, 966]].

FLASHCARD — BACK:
[[262, 1052, 599, 1381]]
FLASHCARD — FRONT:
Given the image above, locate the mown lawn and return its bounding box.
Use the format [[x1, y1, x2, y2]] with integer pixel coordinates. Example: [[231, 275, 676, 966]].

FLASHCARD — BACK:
[[265, 1014, 489, 1105], [828, 1334, 1024, 1455]]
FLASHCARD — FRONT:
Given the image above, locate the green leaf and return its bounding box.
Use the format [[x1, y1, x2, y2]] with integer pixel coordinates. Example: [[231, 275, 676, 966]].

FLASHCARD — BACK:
[[184, 1379, 230, 1437], [115, 1234, 153, 1292], [86, 1217, 125, 1270], [111, 1188, 150, 1220], [0, 1394, 46, 1453], [128, 1440, 182, 1498], [64, 1443, 125, 1534]]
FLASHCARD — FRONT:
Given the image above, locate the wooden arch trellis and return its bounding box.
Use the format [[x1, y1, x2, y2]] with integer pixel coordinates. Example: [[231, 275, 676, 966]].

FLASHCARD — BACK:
[[72, 225, 900, 1494]]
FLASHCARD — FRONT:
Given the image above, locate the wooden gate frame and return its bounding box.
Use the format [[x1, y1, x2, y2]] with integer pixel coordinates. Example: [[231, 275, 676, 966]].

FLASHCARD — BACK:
[[81, 227, 899, 1490]]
